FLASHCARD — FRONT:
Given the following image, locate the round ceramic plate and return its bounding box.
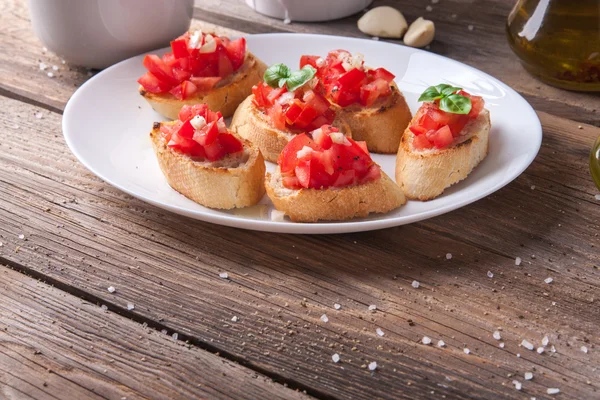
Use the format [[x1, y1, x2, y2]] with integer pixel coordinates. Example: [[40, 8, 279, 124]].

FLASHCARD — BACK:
[[63, 33, 542, 234]]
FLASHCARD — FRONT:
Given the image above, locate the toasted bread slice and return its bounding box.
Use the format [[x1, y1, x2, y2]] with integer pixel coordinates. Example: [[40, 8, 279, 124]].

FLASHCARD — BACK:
[[395, 109, 491, 201], [141, 53, 267, 120], [230, 95, 352, 163], [334, 83, 412, 154], [150, 121, 266, 209], [265, 167, 406, 222]]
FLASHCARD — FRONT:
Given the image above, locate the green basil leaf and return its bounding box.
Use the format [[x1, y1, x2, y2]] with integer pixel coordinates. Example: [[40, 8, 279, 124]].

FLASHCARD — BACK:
[[439, 94, 472, 114], [440, 85, 462, 96], [285, 65, 317, 92], [418, 85, 444, 102], [264, 63, 291, 88]]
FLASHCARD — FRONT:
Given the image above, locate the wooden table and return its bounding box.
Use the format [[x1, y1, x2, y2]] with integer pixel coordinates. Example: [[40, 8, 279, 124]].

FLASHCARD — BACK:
[[1, 0, 599, 399]]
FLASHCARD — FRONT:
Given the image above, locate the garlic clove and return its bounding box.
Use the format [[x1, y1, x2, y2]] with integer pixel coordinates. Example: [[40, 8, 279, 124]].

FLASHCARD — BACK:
[[358, 6, 408, 39], [403, 17, 435, 48]]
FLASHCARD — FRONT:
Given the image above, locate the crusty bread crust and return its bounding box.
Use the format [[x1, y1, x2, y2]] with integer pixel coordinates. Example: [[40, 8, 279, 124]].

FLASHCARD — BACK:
[[265, 167, 406, 222], [334, 83, 412, 154], [141, 53, 267, 120], [395, 108, 490, 201], [230, 95, 352, 163], [150, 121, 266, 209]]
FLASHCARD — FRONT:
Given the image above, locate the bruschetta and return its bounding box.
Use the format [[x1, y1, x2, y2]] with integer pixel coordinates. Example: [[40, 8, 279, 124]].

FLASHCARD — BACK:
[[150, 104, 265, 209], [138, 31, 267, 120], [300, 50, 412, 153], [265, 125, 406, 222], [230, 63, 351, 163], [395, 84, 490, 200]]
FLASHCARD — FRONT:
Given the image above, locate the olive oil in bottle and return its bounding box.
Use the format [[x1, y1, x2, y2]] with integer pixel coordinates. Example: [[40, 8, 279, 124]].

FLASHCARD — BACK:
[[506, 0, 600, 91]]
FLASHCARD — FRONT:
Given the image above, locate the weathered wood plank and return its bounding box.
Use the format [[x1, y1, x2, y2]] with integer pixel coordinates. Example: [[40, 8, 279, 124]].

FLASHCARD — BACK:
[[0, 265, 311, 400], [0, 96, 598, 399], [193, 0, 600, 126], [1, 0, 599, 125]]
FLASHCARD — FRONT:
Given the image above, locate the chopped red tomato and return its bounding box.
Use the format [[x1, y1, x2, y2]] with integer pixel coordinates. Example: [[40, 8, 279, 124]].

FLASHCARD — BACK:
[[300, 50, 395, 108], [252, 83, 335, 131], [409, 89, 485, 150], [163, 104, 243, 161], [277, 125, 380, 190], [138, 31, 247, 96]]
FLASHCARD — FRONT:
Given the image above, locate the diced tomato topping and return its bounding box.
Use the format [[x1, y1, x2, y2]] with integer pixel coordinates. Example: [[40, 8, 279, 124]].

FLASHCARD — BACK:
[[277, 125, 379, 190], [408, 89, 485, 150], [163, 104, 243, 161], [169, 80, 198, 100], [300, 50, 395, 108], [138, 31, 247, 95], [253, 83, 335, 131]]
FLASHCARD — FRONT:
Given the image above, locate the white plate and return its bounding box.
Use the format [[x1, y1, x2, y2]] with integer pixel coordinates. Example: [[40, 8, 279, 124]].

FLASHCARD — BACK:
[[63, 33, 542, 234]]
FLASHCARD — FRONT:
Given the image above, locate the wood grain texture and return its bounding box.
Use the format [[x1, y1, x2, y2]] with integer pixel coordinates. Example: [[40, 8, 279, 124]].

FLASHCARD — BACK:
[[0, 95, 598, 399], [193, 0, 600, 126], [0, 265, 311, 400]]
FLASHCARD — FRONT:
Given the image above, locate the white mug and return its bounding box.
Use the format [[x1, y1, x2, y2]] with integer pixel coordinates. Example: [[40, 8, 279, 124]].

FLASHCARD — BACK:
[[29, 0, 194, 69]]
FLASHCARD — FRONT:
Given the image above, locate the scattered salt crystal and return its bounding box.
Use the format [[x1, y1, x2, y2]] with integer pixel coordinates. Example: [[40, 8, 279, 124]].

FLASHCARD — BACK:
[[544, 277, 553, 284], [172, 332, 178, 340], [463, 348, 470, 354], [334, 303, 341, 310], [537, 347, 544, 354], [0, 242, 3, 247], [411, 280, 420, 289], [550, 345, 556, 353], [581, 345, 588, 354], [107, 286, 116, 293], [499, 342, 505, 348], [368, 305, 377, 312], [231, 316, 238, 322], [47, 72, 54, 78], [515, 257, 522, 266], [42, 46, 47, 52], [39, 62, 47, 70], [468, 25, 474, 31], [61, 59, 66, 64], [332, 353, 340, 363], [376, 328, 384, 337], [437, 340, 445, 347], [100, 304, 108, 311], [547, 388, 560, 395], [52, 65, 59, 71], [595, 194, 600, 200], [283, 18, 291, 24], [219, 272, 228, 279], [18, 234, 25, 240], [531, 185, 536, 190], [35, 112, 43, 119], [521, 339, 534, 350], [517, 353, 521, 357], [446, 253, 452, 260], [426, 5, 433, 11], [552, 301, 556, 306], [525, 372, 533, 380], [127, 303, 135, 310], [161, 329, 168, 335], [372, 36, 380, 41], [542, 336, 549, 346], [512, 380, 522, 390], [493, 331, 502, 340], [320, 314, 329, 323], [368, 361, 377, 371], [422, 336, 432, 345], [487, 271, 494, 278]]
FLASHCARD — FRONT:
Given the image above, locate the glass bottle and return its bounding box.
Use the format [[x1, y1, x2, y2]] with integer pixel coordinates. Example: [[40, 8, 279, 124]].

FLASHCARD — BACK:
[[506, 0, 600, 92]]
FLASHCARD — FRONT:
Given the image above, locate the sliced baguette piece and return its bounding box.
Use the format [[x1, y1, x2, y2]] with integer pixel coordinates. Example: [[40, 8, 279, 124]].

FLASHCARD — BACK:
[[265, 167, 406, 222], [141, 53, 267, 120], [150, 121, 266, 209], [395, 108, 491, 201], [334, 82, 412, 154], [230, 95, 352, 163]]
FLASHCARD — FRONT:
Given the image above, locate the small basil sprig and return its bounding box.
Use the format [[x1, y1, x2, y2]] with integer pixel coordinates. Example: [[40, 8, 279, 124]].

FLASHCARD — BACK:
[[418, 84, 472, 115], [264, 63, 317, 92]]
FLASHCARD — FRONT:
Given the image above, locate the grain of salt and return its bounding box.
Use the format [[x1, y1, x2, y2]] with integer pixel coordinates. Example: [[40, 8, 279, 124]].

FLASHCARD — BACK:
[[544, 277, 553, 284], [463, 348, 470, 354], [18, 234, 25, 240], [542, 336, 549, 346], [320, 314, 329, 323], [521, 339, 534, 350], [35, 112, 43, 119], [547, 388, 560, 395], [411, 280, 420, 289], [515, 257, 522, 266], [107, 286, 116, 293], [595, 194, 600, 200], [446, 253, 452, 260], [332, 353, 340, 363], [52, 65, 59, 71], [100, 304, 108, 311], [487, 271, 494, 278], [334, 303, 341, 310], [283, 18, 291, 24], [525, 372, 533, 380], [368, 361, 377, 371], [422, 336, 432, 345], [39, 62, 47, 70], [493, 331, 501, 340], [172, 333, 178, 340], [581, 345, 588, 354], [537, 347, 544, 354], [512, 380, 522, 390], [499, 342, 505, 348], [127, 303, 135, 310], [468, 25, 474, 31], [376, 328, 384, 337], [219, 272, 228, 279], [437, 340, 445, 347], [231, 316, 238, 322], [426, 5, 433, 11], [47, 72, 54, 78], [368, 304, 377, 311]]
